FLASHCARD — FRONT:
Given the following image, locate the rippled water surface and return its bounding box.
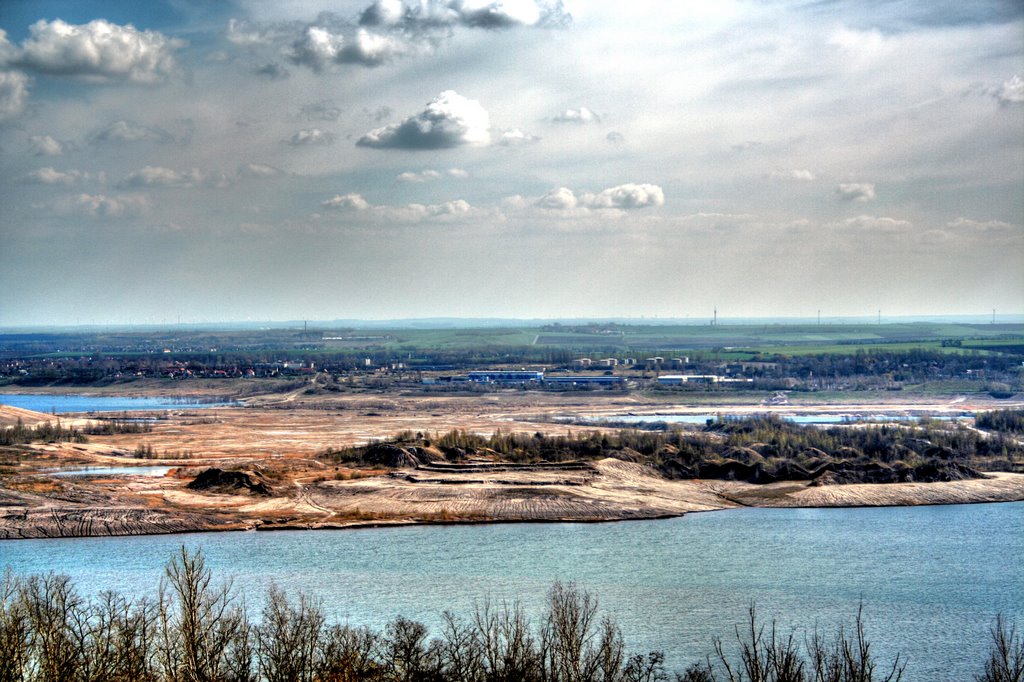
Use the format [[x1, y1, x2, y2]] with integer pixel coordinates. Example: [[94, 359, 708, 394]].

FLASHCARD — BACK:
[[0, 394, 234, 413], [47, 466, 172, 477], [3, 503, 1022, 681]]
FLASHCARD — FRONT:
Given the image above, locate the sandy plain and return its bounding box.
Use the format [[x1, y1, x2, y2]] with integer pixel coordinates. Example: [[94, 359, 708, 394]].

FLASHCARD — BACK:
[[2, 389, 1023, 539]]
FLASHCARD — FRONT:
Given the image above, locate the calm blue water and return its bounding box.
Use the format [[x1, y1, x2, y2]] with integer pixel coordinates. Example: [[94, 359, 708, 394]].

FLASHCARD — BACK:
[[47, 466, 172, 477], [2, 503, 1021, 681], [0, 394, 235, 413]]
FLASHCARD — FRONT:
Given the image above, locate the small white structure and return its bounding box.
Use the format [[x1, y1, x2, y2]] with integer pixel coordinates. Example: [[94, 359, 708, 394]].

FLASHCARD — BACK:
[[657, 374, 720, 385]]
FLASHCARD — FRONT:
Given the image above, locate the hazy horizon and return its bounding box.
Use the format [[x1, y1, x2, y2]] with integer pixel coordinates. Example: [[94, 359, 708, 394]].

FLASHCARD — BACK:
[[1, 0, 1022, 326], [3, 312, 1024, 333]]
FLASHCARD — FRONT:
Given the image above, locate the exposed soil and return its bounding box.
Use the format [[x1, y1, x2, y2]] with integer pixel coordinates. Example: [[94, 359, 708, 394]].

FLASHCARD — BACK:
[[2, 392, 1023, 540]]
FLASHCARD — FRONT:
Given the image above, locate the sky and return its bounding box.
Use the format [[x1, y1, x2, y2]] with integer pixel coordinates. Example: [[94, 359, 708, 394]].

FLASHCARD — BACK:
[[0, 0, 1022, 326]]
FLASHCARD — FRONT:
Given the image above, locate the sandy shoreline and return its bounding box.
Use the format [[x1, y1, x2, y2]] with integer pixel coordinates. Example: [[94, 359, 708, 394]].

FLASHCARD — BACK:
[[3, 458, 1022, 540], [2, 395, 1023, 539]]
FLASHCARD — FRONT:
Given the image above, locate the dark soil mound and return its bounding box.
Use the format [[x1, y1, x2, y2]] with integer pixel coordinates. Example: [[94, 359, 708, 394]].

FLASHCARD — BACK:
[[187, 468, 272, 495], [720, 446, 765, 466], [697, 459, 766, 483], [363, 444, 421, 468], [809, 460, 985, 485], [910, 460, 986, 482], [615, 447, 644, 464]]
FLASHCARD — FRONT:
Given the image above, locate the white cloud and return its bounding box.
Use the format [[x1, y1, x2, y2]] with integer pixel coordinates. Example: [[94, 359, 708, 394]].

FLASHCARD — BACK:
[[322, 193, 371, 210], [320, 192, 482, 222], [238, 163, 286, 178], [537, 186, 578, 209], [289, 128, 336, 146], [583, 183, 665, 209], [0, 70, 29, 121], [24, 167, 88, 185], [455, 0, 543, 28], [498, 128, 540, 146], [358, 90, 490, 149], [301, 100, 341, 121], [995, 75, 1023, 105], [287, 24, 412, 70], [0, 29, 14, 64], [54, 193, 150, 218], [118, 166, 211, 188], [398, 199, 474, 219], [397, 169, 442, 182], [767, 168, 815, 181], [360, 0, 406, 27], [29, 135, 63, 155], [537, 183, 665, 211], [835, 182, 876, 202], [288, 26, 343, 72], [231, 2, 567, 76], [93, 120, 172, 144], [226, 18, 282, 46], [835, 215, 911, 231], [946, 217, 1017, 233], [340, 29, 412, 66], [396, 168, 469, 182], [552, 106, 600, 124], [254, 62, 289, 80], [16, 19, 182, 84], [402, 0, 566, 29]]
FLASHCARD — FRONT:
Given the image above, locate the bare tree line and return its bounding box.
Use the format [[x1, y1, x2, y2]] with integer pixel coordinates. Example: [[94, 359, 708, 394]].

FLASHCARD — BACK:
[[1, 548, 1021, 682]]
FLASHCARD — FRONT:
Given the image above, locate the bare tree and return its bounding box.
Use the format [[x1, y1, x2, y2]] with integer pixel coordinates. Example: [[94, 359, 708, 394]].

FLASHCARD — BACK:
[[382, 616, 432, 682], [257, 587, 326, 682], [318, 624, 382, 682], [21, 574, 83, 682], [157, 546, 254, 682], [473, 599, 540, 681], [0, 570, 30, 682], [806, 605, 902, 682], [977, 616, 1024, 682], [437, 611, 483, 682]]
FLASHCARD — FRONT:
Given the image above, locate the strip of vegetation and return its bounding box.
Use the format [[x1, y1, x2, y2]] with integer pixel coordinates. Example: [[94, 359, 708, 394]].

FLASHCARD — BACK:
[[977, 408, 1024, 435], [1, 548, 1021, 681], [81, 418, 154, 436], [0, 417, 152, 446], [323, 417, 1023, 484], [0, 419, 86, 446]]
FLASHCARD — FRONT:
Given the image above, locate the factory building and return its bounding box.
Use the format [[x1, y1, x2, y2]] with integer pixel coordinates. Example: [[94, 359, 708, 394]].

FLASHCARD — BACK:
[[544, 375, 625, 386], [467, 371, 544, 384]]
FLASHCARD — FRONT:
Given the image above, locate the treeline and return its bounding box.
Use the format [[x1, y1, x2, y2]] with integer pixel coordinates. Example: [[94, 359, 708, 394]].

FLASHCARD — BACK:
[[5, 344, 1023, 392], [780, 348, 1022, 380], [0, 418, 152, 446], [977, 409, 1024, 435], [81, 418, 154, 436], [2, 549, 1022, 682], [0, 419, 86, 446], [326, 417, 1022, 484]]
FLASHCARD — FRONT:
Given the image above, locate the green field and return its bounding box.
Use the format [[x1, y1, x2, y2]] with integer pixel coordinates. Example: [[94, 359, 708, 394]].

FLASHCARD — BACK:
[[374, 322, 1024, 356], [6, 321, 1024, 359]]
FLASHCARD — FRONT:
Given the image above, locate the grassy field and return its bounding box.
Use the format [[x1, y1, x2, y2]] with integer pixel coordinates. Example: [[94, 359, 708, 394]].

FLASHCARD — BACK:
[[5, 321, 1023, 359], [381, 322, 1024, 356]]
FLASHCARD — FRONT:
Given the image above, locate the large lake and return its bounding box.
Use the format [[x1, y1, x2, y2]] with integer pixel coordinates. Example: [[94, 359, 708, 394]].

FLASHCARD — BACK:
[[2, 502, 1021, 681], [0, 394, 235, 413]]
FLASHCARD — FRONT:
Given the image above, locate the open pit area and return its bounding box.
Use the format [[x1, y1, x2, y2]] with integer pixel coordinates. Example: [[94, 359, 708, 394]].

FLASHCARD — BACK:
[[2, 390, 1024, 539]]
